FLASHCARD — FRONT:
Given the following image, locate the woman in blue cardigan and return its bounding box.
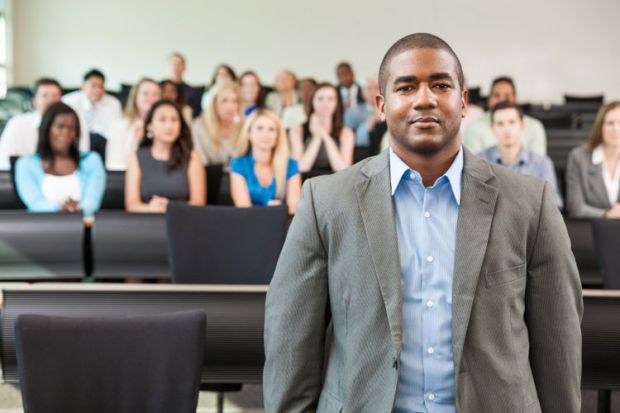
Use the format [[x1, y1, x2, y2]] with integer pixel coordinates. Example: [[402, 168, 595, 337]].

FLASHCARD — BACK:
[[15, 102, 106, 216]]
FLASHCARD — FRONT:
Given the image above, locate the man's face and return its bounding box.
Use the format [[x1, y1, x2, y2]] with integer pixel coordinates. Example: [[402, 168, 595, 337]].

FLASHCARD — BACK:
[[33, 85, 61, 113], [492, 108, 524, 148], [377, 48, 466, 156], [337, 66, 354, 88], [363, 78, 380, 106], [170, 56, 185, 79], [82, 76, 105, 103], [487, 81, 516, 109]]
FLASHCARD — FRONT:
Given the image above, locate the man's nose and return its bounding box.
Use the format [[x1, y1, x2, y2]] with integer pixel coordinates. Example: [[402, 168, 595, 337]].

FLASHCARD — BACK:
[[413, 84, 436, 109]]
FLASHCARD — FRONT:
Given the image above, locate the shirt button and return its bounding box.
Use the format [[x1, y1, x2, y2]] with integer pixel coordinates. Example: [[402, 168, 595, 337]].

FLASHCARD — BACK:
[[424, 211, 431, 218], [426, 256, 433, 263], [428, 393, 436, 401], [426, 300, 434, 308], [427, 347, 434, 354]]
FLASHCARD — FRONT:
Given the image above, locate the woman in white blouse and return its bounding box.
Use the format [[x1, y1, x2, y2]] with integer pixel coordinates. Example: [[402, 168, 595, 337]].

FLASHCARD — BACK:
[[105, 78, 161, 171], [566, 101, 620, 218]]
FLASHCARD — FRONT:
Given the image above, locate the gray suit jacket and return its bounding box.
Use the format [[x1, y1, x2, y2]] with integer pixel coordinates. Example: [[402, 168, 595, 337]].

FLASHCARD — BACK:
[[566, 146, 618, 217], [264, 149, 582, 413]]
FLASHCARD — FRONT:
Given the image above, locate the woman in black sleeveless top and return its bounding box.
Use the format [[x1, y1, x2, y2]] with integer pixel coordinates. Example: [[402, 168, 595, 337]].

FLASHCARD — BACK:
[[125, 99, 206, 213], [289, 82, 355, 175]]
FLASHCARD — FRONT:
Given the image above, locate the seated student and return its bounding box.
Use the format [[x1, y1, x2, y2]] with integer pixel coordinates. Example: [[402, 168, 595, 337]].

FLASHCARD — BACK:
[[477, 101, 563, 208], [265, 69, 306, 129], [15, 102, 105, 216], [0, 78, 89, 170], [344, 77, 387, 153], [566, 101, 620, 218], [464, 76, 547, 155], [62, 69, 122, 140], [105, 78, 161, 171], [200, 64, 237, 110], [239, 71, 265, 116], [125, 99, 206, 213], [230, 110, 301, 214], [298, 77, 317, 117], [192, 81, 243, 166], [168, 52, 201, 118], [160, 79, 193, 126], [289, 82, 355, 173], [336, 62, 364, 113]]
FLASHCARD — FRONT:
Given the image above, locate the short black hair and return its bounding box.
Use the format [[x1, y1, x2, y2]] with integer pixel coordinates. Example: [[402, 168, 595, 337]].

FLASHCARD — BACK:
[[491, 100, 523, 122], [378, 33, 464, 95], [83, 69, 105, 83], [33, 78, 61, 96], [37, 102, 81, 166], [490, 76, 516, 97], [336, 62, 353, 72]]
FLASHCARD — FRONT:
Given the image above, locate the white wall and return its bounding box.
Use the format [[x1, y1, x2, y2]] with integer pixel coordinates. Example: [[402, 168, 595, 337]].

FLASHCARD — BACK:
[[11, 0, 620, 103]]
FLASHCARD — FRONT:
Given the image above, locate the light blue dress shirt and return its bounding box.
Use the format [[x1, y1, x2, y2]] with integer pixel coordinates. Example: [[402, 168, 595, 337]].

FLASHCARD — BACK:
[[390, 146, 463, 413], [477, 145, 563, 209]]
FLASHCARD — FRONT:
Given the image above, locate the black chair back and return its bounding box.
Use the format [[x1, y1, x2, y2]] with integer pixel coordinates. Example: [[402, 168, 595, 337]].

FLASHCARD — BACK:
[[592, 219, 620, 289], [166, 203, 289, 284], [91, 211, 169, 279], [100, 171, 125, 209], [564, 217, 603, 288], [564, 94, 604, 105], [15, 311, 205, 413], [206, 164, 223, 205], [8, 156, 26, 209], [582, 291, 620, 412], [89, 133, 107, 163], [0, 170, 23, 209], [0, 212, 84, 280]]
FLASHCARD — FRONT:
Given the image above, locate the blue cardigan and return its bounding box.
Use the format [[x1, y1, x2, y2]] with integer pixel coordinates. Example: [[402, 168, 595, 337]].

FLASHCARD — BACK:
[[15, 152, 106, 216]]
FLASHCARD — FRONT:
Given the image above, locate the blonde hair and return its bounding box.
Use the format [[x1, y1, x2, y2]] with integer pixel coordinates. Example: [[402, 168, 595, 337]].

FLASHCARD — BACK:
[[200, 81, 243, 151], [123, 78, 160, 121], [237, 110, 290, 199], [586, 101, 620, 150]]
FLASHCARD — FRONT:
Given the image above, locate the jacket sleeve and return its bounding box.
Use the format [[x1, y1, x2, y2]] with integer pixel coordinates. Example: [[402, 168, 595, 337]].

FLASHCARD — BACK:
[[565, 150, 607, 217], [79, 153, 106, 217], [15, 157, 59, 212], [526, 181, 583, 412], [263, 179, 328, 413]]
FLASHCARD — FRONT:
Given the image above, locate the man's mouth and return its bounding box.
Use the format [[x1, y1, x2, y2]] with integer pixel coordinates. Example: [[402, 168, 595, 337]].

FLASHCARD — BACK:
[[410, 116, 440, 129]]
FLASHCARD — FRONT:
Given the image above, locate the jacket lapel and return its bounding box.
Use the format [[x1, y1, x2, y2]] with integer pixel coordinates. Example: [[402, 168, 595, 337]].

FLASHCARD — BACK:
[[355, 152, 403, 355], [451, 150, 498, 371], [588, 163, 612, 207]]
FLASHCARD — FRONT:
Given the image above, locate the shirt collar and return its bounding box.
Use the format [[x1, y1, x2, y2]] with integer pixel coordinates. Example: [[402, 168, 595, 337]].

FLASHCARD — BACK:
[[489, 145, 529, 166], [80, 92, 97, 110], [389, 145, 463, 205], [592, 145, 604, 165]]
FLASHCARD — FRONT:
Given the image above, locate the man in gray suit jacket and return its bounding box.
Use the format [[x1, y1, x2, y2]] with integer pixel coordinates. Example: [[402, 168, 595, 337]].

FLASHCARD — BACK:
[[264, 33, 582, 413]]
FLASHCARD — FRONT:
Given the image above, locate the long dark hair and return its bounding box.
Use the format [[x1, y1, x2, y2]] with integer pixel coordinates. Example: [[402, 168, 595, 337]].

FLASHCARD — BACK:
[[37, 102, 81, 168], [307, 82, 344, 141], [140, 99, 193, 172], [210, 64, 236, 87], [239, 70, 266, 108]]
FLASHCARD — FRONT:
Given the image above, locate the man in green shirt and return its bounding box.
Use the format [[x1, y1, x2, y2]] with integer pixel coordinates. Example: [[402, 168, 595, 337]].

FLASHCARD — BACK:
[[463, 76, 546, 155]]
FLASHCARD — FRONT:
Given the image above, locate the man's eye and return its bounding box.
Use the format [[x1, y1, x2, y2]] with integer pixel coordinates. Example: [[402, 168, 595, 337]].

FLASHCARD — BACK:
[[434, 83, 451, 90], [396, 85, 414, 92]]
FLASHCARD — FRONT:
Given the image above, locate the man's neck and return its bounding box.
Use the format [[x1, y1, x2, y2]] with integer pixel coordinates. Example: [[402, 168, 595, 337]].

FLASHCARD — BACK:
[[497, 143, 522, 165], [392, 141, 460, 187]]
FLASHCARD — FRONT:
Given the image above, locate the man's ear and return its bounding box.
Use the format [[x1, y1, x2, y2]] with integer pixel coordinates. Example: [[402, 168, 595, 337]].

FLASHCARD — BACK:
[[376, 94, 386, 122]]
